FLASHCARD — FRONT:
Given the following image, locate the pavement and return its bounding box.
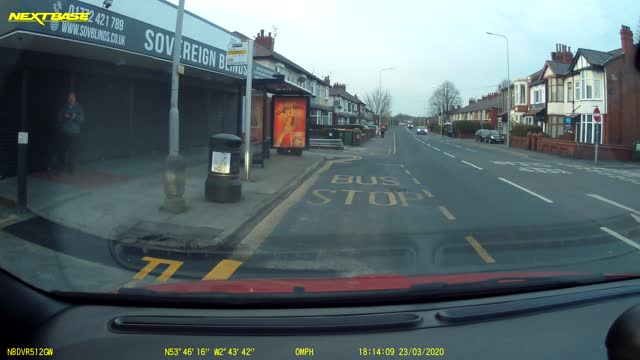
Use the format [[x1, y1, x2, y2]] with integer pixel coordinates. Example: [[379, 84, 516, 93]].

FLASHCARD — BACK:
[[2, 128, 640, 292]]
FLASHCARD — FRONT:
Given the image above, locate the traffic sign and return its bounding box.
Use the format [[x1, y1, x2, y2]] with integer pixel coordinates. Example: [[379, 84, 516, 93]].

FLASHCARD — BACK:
[[226, 42, 248, 66], [593, 107, 601, 123]]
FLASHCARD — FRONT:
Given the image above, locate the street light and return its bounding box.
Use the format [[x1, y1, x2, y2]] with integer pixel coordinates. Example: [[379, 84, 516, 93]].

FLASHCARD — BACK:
[[378, 67, 395, 126], [486, 32, 511, 147], [161, 0, 187, 213]]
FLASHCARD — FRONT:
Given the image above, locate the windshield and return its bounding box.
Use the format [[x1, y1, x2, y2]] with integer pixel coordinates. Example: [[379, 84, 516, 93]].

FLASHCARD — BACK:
[[1, 0, 640, 302]]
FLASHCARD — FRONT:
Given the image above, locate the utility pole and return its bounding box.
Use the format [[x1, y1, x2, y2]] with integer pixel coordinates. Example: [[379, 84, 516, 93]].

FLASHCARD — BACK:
[[161, 0, 187, 213]]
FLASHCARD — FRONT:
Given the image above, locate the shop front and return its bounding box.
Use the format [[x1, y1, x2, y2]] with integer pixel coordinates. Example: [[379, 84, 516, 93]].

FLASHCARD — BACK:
[[0, 0, 248, 178]]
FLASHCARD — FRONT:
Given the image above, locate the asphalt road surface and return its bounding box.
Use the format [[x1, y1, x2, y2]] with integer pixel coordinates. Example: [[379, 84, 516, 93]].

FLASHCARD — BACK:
[[3, 126, 640, 288]]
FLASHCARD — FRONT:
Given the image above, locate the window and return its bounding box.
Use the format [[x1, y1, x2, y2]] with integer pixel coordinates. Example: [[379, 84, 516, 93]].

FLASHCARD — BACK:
[[579, 71, 602, 100], [567, 81, 573, 102], [575, 80, 581, 100], [549, 78, 564, 102], [578, 114, 602, 144], [324, 88, 329, 99], [519, 84, 526, 104], [533, 89, 540, 104], [311, 82, 317, 96], [548, 115, 566, 138], [310, 109, 319, 124], [321, 112, 331, 125]]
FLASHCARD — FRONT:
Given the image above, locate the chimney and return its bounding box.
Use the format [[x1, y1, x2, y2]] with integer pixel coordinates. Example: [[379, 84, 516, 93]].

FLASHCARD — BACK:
[[255, 29, 275, 51], [469, 98, 476, 105], [334, 83, 346, 91], [323, 76, 330, 85], [621, 25, 634, 56]]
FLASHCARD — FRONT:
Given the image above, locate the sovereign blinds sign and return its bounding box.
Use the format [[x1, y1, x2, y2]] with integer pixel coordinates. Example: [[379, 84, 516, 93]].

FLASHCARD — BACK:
[[0, 0, 246, 78]]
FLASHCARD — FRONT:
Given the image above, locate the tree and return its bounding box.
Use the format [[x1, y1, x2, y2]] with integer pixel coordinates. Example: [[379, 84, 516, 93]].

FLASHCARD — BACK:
[[427, 81, 462, 123], [364, 88, 392, 126], [497, 79, 512, 92]]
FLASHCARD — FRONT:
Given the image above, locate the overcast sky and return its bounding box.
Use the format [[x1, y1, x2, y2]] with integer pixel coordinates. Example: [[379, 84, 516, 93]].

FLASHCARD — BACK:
[[169, 0, 638, 117]]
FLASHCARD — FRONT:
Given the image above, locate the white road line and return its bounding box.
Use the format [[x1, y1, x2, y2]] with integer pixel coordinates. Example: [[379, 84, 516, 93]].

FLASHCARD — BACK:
[[425, 143, 432, 147], [433, 147, 441, 152], [443, 152, 456, 158], [454, 145, 462, 148], [587, 194, 640, 215], [601, 227, 640, 251], [498, 177, 554, 203], [461, 161, 483, 170], [465, 148, 478, 153]]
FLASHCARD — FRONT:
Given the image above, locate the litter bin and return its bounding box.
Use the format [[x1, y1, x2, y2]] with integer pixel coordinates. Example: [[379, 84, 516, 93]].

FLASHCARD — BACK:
[[327, 128, 340, 139], [340, 130, 353, 146], [633, 141, 640, 162], [205, 134, 242, 203], [353, 130, 362, 146]]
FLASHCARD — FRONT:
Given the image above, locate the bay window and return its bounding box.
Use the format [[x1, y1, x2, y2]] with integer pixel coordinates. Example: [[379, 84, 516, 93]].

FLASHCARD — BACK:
[[577, 114, 603, 144], [579, 71, 603, 100], [548, 78, 564, 102]]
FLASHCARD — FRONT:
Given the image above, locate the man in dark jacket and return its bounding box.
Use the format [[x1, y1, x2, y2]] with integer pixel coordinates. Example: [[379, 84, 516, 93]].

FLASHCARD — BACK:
[[56, 92, 85, 173]]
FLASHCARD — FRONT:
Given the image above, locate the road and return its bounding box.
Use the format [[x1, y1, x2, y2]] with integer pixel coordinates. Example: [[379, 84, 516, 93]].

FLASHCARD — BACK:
[[2, 126, 640, 288], [220, 127, 640, 279]]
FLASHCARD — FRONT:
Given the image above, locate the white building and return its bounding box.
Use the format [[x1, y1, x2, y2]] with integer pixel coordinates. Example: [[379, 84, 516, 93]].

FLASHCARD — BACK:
[[565, 48, 620, 144]]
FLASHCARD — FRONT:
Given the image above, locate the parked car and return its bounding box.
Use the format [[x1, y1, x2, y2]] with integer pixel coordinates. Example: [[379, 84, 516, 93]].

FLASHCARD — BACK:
[[484, 130, 504, 144], [416, 127, 428, 135], [474, 129, 490, 142]]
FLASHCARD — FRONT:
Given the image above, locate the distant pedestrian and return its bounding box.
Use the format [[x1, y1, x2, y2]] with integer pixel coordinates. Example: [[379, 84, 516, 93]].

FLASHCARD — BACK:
[[380, 124, 387, 138], [56, 91, 85, 173]]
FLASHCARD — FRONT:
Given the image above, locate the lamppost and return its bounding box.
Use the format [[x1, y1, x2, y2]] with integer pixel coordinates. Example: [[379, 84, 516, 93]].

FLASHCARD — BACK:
[[161, 0, 187, 213], [378, 67, 395, 127], [486, 32, 511, 147]]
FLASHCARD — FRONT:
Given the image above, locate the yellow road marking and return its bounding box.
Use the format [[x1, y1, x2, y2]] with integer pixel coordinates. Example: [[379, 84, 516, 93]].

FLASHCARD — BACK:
[[404, 169, 411, 176], [343, 189, 363, 205], [412, 177, 421, 185], [465, 235, 496, 264], [231, 159, 336, 262], [202, 259, 243, 280], [392, 129, 397, 153], [422, 189, 434, 198], [438, 206, 456, 220], [133, 256, 184, 282]]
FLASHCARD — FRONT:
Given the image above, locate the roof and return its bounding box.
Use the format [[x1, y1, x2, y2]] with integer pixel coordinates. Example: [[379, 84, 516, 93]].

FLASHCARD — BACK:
[[546, 61, 571, 76], [330, 87, 360, 103], [451, 95, 503, 114], [528, 69, 543, 80]]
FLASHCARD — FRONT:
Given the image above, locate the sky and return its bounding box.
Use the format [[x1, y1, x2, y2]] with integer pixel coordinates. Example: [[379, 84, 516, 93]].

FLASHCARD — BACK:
[[168, 0, 638, 117]]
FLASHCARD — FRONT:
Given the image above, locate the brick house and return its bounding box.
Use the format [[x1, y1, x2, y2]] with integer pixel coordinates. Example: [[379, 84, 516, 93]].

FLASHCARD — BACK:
[[450, 93, 503, 128], [539, 44, 573, 138], [602, 25, 640, 147]]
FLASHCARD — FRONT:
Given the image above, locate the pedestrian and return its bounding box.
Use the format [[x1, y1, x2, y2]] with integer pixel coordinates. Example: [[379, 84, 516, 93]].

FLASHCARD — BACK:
[[380, 124, 387, 139], [56, 91, 85, 174]]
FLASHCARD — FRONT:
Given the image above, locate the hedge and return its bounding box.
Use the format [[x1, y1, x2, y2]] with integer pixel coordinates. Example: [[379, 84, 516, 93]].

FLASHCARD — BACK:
[[511, 124, 543, 136], [451, 120, 494, 135]]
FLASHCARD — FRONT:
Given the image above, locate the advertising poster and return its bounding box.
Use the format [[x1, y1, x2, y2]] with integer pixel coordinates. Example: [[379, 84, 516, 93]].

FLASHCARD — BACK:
[[211, 151, 231, 174], [272, 96, 309, 149]]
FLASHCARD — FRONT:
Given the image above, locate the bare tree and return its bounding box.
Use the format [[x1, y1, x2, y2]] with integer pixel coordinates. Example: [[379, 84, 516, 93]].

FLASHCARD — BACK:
[[364, 88, 392, 126], [497, 79, 512, 92], [427, 81, 462, 122]]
